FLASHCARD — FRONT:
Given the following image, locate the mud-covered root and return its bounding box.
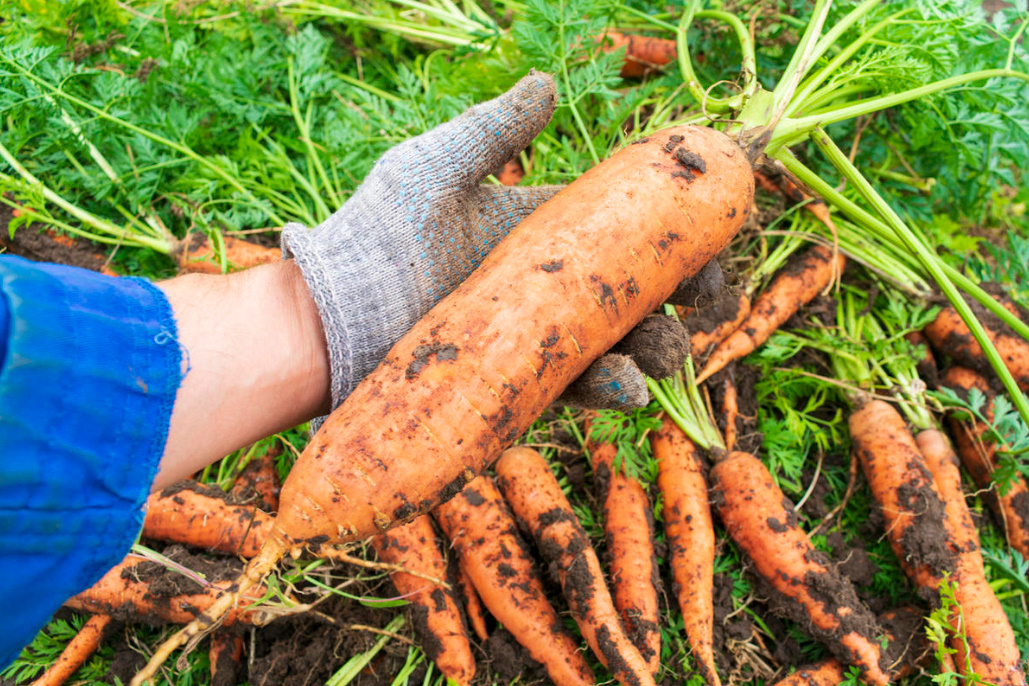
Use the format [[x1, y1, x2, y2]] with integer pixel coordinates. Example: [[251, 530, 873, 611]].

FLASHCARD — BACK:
[[130, 537, 287, 686], [31, 614, 113, 686], [710, 451, 890, 686], [496, 446, 657, 686], [679, 290, 751, 359]]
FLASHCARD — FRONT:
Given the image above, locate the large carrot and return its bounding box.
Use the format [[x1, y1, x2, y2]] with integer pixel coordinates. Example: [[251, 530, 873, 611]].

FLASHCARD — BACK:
[[710, 451, 890, 686], [586, 415, 661, 676], [370, 516, 476, 685], [29, 614, 113, 686], [496, 446, 657, 686], [649, 418, 719, 686], [134, 124, 754, 684], [176, 234, 282, 274], [434, 475, 595, 686], [696, 244, 845, 384], [925, 296, 1029, 391], [916, 428, 1026, 686], [941, 366, 1029, 558]]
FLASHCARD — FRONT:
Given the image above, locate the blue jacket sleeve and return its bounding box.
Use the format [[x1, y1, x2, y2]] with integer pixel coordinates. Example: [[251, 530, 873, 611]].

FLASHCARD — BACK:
[[0, 255, 183, 667]]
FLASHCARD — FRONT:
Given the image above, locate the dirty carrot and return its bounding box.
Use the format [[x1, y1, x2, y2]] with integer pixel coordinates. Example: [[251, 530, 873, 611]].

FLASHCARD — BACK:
[[434, 475, 595, 686], [230, 451, 282, 513], [496, 158, 524, 186], [176, 234, 282, 274], [696, 244, 845, 384], [925, 296, 1029, 391], [208, 634, 244, 686], [29, 614, 112, 686], [650, 418, 720, 686], [133, 123, 753, 685], [454, 561, 489, 642], [753, 168, 836, 232], [916, 428, 1026, 686], [710, 451, 890, 686], [940, 366, 1029, 558], [586, 414, 661, 676], [904, 330, 939, 389], [496, 446, 656, 686], [599, 31, 678, 78], [682, 290, 752, 359], [371, 515, 476, 685]]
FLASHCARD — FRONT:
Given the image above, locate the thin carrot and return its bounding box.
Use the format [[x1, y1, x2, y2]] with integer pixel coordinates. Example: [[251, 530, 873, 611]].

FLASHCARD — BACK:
[[682, 290, 752, 359], [134, 123, 753, 684], [454, 561, 489, 642], [65, 556, 265, 625], [371, 515, 476, 685], [208, 633, 244, 686], [599, 31, 678, 78], [696, 245, 846, 384], [753, 168, 837, 232], [916, 428, 1026, 686], [710, 451, 890, 686], [904, 330, 939, 389], [176, 234, 282, 274], [650, 418, 720, 686], [230, 451, 282, 512], [496, 158, 524, 186], [496, 446, 657, 686], [941, 366, 1029, 558], [434, 475, 595, 686], [29, 614, 112, 686], [586, 415, 661, 676]]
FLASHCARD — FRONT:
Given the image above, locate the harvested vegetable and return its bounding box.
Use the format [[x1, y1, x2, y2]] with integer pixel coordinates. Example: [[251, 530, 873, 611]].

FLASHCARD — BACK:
[[435, 475, 595, 686], [454, 562, 489, 642], [28, 614, 112, 686], [600, 31, 678, 78], [177, 234, 282, 274], [926, 298, 1029, 391], [496, 446, 656, 686], [682, 290, 751, 359], [371, 516, 476, 685], [587, 414, 661, 675], [132, 124, 753, 684], [208, 634, 244, 686]]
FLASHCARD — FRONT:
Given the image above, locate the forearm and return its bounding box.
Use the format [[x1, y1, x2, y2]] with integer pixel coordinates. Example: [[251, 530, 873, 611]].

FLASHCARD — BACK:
[[154, 260, 331, 490]]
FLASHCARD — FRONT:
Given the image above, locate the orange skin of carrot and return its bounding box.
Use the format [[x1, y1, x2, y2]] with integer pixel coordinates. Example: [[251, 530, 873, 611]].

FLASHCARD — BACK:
[[925, 301, 1029, 392], [65, 557, 264, 625], [269, 125, 751, 548], [30, 614, 113, 686], [917, 429, 1026, 686], [371, 515, 476, 685], [177, 235, 282, 274], [231, 453, 282, 512], [711, 451, 890, 686], [143, 483, 273, 559], [586, 416, 661, 676], [649, 419, 719, 686], [686, 291, 752, 359], [208, 633, 244, 686], [753, 169, 835, 231], [454, 561, 489, 642], [941, 366, 1029, 558], [496, 446, 656, 686], [496, 158, 525, 186], [600, 31, 678, 78], [721, 377, 739, 453], [434, 476, 595, 686], [696, 244, 845, 384]]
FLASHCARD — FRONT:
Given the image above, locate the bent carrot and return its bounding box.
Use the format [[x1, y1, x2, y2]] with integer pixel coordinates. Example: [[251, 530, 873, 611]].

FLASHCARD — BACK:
[[586, 415, 661, 676], [371, 516, 476, 685], [30, 614, 112, 686], [916, 428, 1026, 686], [600, 31, 678, 78], [696, 244, 845, 384], [941, 366, 1029, 558], [434, 476, 595, 686], [176, 234, 282, 274], [683, 290, 752, 359], [710, 451, 890, 686], [496, 446, 657, 686], [650, 418, 719, 686], [135, 123, 753, 684]]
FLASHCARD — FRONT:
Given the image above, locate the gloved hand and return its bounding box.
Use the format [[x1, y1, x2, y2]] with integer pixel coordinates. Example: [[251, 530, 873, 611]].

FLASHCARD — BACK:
[[283, 71, 716, 414]]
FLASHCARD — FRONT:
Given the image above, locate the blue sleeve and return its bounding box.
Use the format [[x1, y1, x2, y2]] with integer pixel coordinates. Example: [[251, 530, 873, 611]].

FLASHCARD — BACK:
[[0, 255, 183, 668]]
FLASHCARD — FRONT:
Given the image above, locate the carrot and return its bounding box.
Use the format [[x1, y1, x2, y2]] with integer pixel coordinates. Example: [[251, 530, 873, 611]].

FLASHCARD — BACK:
[[134, 124, 753, 684], [371, 515, 477, 685], [176, 233, 282, 274], [710, 451, 890, 686], [769, 607, 928, 686], [66, 556, 265, 626], [941, 366, 1029, 558], [916, 428, 1026, 686], [209, 633, 244, 686], [454, 561, 489, 642], [496, 446, 656, 686], [600, 31, 678, 78], [904, 330, 939, 390], [434, 475, 595, 686], [143, 482, 273, 559], [753, 168, 836, 232], [682, 290, 752, 359], [230, 451, 282, 512], [696, 245, 846, 384], [496, 158, 525, 186], [650, 418, 720, 686], [925, 296, 1029, 391], [586, 415, 661, 676], [29, 614, 113, 686]]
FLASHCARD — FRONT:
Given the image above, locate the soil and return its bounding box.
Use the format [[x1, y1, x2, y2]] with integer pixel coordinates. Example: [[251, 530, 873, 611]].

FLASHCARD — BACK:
[[0, 203, 111, 271]]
